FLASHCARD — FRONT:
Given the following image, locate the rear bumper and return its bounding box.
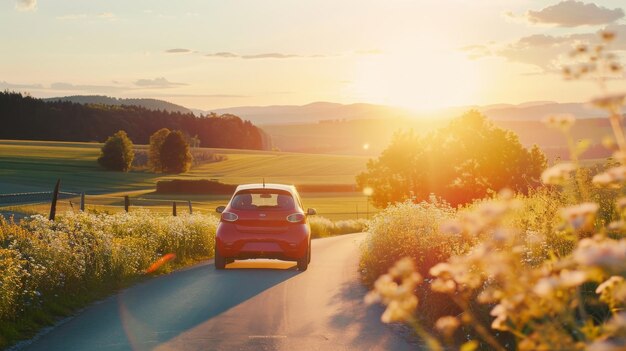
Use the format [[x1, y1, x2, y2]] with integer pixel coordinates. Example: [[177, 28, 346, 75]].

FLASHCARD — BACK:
[[216, 222, 310, 261]]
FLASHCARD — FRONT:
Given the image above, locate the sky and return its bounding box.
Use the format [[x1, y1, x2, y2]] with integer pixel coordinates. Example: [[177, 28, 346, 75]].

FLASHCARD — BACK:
[[1, 0, 626, 111]]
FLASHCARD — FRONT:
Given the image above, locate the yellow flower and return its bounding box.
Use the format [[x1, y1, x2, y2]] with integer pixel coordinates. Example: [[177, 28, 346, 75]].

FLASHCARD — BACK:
[[542, 114, 575, 131]]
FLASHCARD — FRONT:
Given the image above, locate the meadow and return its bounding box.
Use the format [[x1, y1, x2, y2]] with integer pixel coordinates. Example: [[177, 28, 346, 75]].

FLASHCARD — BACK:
[[0, 139, 373, 220]]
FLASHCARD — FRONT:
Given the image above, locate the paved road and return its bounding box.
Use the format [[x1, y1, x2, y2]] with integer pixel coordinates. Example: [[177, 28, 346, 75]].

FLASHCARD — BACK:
[[20, 233, 417, 351]]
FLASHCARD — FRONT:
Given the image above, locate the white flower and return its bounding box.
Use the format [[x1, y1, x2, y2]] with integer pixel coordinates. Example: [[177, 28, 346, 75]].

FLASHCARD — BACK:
[[541, 163, 577, 185], [560, 202, 599, 230]]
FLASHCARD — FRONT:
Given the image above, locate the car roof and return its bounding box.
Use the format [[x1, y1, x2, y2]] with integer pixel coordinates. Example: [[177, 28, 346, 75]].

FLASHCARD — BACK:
[[235, 183, 297, 193]]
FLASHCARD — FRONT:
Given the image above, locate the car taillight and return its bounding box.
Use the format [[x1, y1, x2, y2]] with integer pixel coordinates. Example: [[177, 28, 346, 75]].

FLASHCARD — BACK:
[[221, 212, 238, 222], [286, 213, 305, 223]]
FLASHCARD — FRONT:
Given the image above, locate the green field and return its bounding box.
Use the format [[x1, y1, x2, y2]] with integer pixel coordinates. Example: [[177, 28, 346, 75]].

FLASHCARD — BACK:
[[0, 140, 373, 219]]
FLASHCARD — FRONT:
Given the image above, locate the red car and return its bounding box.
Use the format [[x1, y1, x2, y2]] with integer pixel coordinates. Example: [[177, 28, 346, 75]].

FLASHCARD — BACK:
[[214, 184, 316, 271]]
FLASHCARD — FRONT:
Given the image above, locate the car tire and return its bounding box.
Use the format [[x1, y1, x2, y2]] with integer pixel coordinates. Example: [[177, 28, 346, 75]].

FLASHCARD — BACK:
[[297, 244, 310, 271], [215, 246, 226, 270]]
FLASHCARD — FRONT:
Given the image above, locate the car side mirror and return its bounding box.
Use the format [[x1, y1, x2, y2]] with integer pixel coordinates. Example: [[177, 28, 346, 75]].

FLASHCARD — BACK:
[[216, 206, 226, 213], [307, 208, 317, 216]]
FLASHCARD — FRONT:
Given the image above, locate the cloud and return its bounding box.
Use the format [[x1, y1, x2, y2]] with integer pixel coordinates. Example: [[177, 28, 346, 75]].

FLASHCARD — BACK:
[[205, 52, 239, 58], [50, 82, 126, 92], [463, 24, 626, 72], [57, 13, 116, 21], [97, 12, 116, 19], [134, 77, 187, 88], [0, 81, 44, 90], [165, 48, 192, 54], [204, 51, 331, 59], [15, 0, 36, 11], [241, 53, 299, 59], [521, 1, 624, 27]]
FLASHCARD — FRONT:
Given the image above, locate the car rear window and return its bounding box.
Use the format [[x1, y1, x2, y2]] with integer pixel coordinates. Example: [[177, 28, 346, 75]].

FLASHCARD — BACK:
[[230, 190, 296, 210]]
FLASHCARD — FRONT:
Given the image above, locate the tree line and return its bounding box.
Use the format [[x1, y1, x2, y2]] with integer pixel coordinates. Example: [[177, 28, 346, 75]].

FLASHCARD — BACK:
[[0, 91, 268, 150]]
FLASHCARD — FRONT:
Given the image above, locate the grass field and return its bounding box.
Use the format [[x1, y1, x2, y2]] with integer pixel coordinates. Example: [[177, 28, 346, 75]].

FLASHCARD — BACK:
[[0, 139, 373, 219]]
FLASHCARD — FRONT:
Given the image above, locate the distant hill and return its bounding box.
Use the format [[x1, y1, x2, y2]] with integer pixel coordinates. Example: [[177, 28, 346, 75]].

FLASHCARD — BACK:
[[205, 100, 606, 125], [44, 95, 193, 114], [481, 101, 604, 120], [206, 102, 416, 125]]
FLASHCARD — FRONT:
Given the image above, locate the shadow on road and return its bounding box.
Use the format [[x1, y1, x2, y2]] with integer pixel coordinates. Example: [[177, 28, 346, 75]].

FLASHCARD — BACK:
[[24, 260, 299, 351], [327, 281, 421, 350]]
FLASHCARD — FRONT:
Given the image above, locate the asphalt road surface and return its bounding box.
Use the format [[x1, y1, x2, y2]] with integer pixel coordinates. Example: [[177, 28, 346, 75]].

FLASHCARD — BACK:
[[19, 233, 417, 351]]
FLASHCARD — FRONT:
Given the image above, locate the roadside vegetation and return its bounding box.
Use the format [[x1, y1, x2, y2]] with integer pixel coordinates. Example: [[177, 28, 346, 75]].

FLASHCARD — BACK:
[[363, 31, 626, 350], [308, 216, 368, 238], [0, 211, 218, 349]]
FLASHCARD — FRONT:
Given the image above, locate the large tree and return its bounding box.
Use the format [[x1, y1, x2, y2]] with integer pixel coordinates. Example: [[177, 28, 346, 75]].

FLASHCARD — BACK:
[[148, 128, 171, 172], [356, 111, 547, 207], [97, 130, 134, 172], [160, 130, 192, 174]]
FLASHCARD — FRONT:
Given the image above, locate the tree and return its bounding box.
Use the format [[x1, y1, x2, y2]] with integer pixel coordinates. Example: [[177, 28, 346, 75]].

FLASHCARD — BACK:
[[97, 130, 134, 171], [356, 111, 548, 207], [148, 128, 171, 172], [160, 130, 192, 173]]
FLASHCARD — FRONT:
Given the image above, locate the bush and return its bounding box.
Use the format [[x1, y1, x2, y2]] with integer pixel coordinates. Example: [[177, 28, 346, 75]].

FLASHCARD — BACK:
[[360, 200, 461, 283], [0, 211, 218, 348], [97, 130, 134, 171], [155, 179, 236, 195], [160, 130, 192, 174]]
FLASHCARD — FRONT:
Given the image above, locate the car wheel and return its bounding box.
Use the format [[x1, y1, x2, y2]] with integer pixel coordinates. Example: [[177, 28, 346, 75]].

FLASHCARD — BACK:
[[297, 244, 309, 271], [215, 246, 226, 270], [307, 242, 311, 264]]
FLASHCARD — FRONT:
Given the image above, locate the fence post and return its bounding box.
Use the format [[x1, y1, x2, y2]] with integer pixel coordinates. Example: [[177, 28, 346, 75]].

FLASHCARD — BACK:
[[173, 202, 177, 216], [188, 200, 192, 214], [49, 179, 61, 221], [124, 196, 130, 212], [80, 192, 85, 212]]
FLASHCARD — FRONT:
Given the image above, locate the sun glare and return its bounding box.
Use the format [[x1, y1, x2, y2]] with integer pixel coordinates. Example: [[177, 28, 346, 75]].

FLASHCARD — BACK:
[[350, 50, 480, 111]]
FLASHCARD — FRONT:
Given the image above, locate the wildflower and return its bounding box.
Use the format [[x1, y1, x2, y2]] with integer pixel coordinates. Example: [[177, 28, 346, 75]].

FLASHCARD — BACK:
[[602, 136, 616, 150], [602, 31, 616, 42], [490, 303, 509, 331], [435, 316, 460, 337], [541, 163, 577, 185], [573, 238, 626, 273], [365, 257, 422, 323], [534, 276, 560, 297], [560, 202, 599, 231], [608, 220, 626, 231], [542, 114, 575, 131], [559, 270, 587, 288], [431, 278, 456, 294], [440, 220, 463, 235], [590, 94, 626, 113], [596, 276, 624, 295], [593, 166, 626, 187]]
